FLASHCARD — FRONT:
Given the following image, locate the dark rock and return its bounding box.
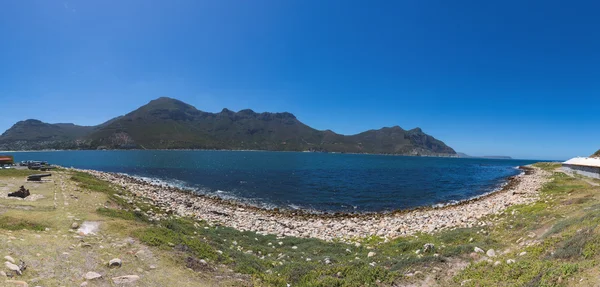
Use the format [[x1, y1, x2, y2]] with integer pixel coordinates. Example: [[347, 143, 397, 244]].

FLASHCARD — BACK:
[[8, 186, 30, 198], [185, 256, 213, 272]]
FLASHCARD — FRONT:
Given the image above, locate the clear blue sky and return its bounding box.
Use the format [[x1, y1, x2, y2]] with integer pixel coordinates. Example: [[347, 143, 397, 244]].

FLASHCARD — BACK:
[[1, 0, 599, 160]]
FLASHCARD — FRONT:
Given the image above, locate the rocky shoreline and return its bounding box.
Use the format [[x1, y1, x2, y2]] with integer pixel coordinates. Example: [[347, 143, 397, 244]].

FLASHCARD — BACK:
[[78, 166, 550, 241]]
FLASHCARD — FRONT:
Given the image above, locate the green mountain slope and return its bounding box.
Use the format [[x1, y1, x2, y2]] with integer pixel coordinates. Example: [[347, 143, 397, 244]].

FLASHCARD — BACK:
[[0, 97, 456, 155], [592, 150, 600, 158], [0, 119, 94, 150]]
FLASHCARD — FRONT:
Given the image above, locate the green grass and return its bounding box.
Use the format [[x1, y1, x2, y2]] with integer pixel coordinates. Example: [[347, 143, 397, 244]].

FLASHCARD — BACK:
[[127, 216, 499, 286], [532, 162, 562, 171], [97, 207, 148, 222], [453, 170, 600, 286], [0, 216, 48, 231], [71, 171, 117, 194], [551, 228, 597, 260], [0, 168, 41, 177]]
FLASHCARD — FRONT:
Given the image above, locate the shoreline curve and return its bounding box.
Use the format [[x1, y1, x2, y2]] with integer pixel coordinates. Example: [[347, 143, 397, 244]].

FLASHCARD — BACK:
[[76, 165, 550, 241]]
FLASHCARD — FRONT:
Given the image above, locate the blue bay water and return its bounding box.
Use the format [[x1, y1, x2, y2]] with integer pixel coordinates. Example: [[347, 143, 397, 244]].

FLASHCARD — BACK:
[[5, 150, 542, 212]]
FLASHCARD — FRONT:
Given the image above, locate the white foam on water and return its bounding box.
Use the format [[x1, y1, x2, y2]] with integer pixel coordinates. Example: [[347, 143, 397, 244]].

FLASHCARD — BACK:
[[123, 173, 281, 210], [430, 168, 525, 209]]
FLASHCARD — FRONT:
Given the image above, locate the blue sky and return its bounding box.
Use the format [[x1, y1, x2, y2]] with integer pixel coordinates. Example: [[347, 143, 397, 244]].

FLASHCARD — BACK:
[[1, 0, 599, 160]]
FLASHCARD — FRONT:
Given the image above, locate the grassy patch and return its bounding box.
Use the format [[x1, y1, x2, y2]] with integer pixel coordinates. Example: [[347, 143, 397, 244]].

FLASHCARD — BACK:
[[71, 171, 116, 194], [551, 228, 597, 260], [0, 169, 41, 177], [130, 215, 498, 286], [532, 162, 561, 171], [97, 207, 148, 222], [0, 216, 48, 231], [454, 169, 600, 286]]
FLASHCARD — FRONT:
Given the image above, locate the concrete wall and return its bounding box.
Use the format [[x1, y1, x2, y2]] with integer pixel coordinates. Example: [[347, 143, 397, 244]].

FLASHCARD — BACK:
[[562, 164, 600, 179]]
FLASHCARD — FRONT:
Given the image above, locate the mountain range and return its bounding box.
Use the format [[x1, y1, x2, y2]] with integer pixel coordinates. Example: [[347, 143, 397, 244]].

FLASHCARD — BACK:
[[0, 97, 457, 156]]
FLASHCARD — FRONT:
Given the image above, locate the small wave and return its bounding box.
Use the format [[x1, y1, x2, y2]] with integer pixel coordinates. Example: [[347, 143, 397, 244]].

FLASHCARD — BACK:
[[116, 167, 525, 215], [429, 170, 523, 209], [123, 173, 280, 210], [129, 175, 191, 190]]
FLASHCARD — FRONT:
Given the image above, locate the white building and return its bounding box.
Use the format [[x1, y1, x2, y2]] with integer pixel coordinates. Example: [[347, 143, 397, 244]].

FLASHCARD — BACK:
[[562, 157, 600, 179]]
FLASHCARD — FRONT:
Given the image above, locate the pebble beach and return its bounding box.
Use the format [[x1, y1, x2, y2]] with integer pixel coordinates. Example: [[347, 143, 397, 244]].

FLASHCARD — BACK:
[[79, 166, 550, 241]]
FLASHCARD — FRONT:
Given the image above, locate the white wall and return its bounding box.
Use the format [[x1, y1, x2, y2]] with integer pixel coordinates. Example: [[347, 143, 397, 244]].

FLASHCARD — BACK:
[[562, 165, 600, 179]]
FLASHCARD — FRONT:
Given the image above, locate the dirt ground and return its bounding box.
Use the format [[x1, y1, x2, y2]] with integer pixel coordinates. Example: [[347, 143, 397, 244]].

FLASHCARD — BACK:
[[0, 171, 245, 287]]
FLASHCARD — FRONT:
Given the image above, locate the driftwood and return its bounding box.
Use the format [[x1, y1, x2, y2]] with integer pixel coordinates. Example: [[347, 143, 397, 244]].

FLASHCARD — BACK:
[[8, 186, 30, 198], [27, 173, 52, 182]]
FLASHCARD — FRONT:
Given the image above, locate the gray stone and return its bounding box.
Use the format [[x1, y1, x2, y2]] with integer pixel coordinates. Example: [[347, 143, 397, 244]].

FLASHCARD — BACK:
[[5, 280, 28, 287], [84, 271, 102, 280], [5, 261, 21, 274], [71, 222, 79, 229], [423, 243, 435, 253], [108, 258, 122, 268], [367, 252, 376, 257], [4, 256, 15, 263], [112, 275, 140, 284], [486, 249, 497, 257], [474, 247, 484, 253]]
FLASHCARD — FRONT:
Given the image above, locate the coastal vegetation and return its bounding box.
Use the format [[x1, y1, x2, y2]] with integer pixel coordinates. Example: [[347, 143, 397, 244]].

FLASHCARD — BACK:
[[0, 97, 456, 156], [3, 162, 600, 285]]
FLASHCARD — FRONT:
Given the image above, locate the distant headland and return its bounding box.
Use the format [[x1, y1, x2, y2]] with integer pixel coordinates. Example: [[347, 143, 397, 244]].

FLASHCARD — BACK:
[[457, 152, 513, 159]]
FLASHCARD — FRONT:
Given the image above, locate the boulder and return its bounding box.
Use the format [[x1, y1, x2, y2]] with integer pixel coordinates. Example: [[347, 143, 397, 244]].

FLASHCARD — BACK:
[[112, 275, 140, 284], [423, 243, 435, 253], [84, 271, 102, 280], [4, 256, 15, 263], [486, 249, 497, 257], [5, 261, 21, 274], [5, 280, 28, 287], [108, 258, 122, 268]]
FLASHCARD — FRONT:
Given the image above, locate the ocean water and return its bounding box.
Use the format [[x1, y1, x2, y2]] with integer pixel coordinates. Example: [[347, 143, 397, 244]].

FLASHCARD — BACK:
[[5, 150, 542, 212]]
